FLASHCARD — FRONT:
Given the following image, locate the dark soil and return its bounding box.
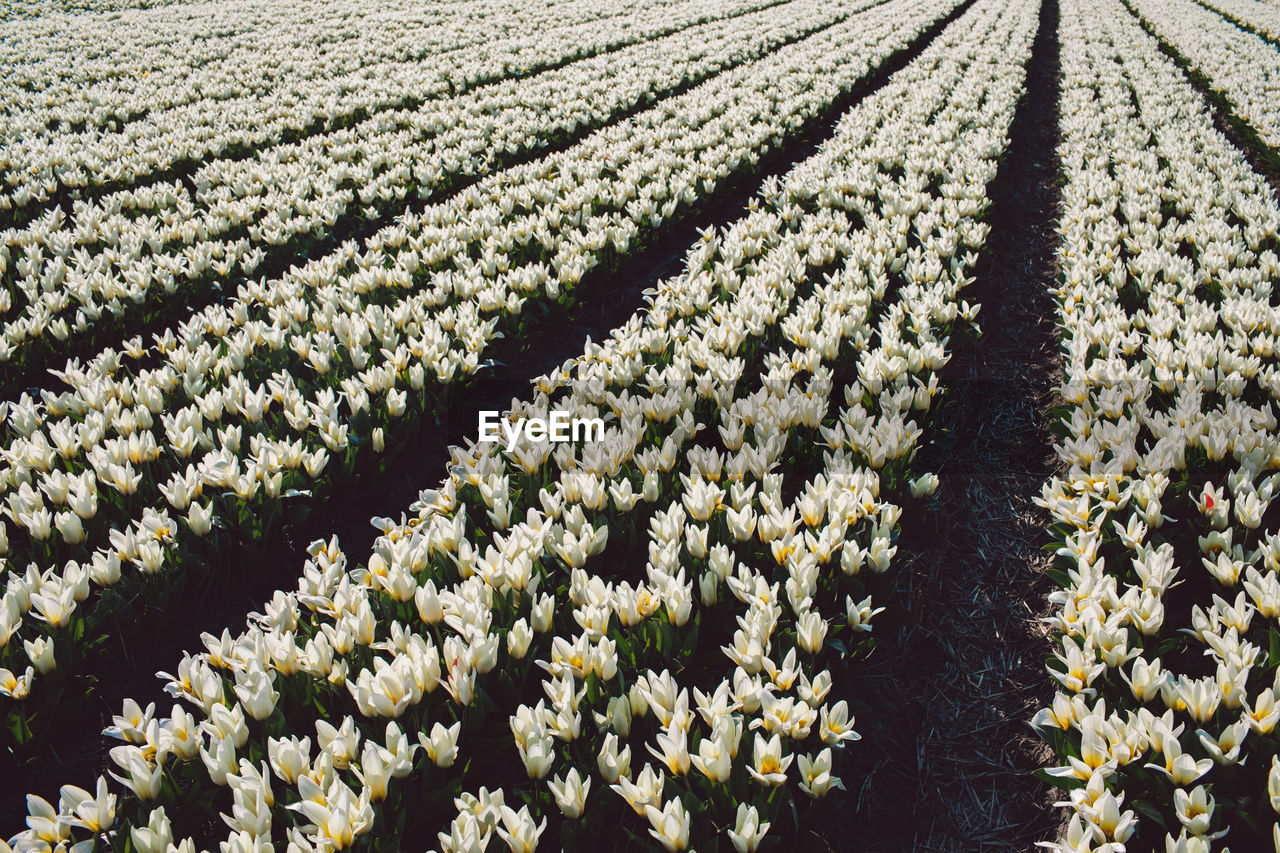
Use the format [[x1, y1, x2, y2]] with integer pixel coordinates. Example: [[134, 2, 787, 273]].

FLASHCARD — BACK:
[[0, 0, 976, 826], [824, 0, 1065, 849]]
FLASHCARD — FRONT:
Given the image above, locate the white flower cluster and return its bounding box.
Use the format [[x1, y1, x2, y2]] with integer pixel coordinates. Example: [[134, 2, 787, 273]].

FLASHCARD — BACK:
[[1127, 0, 1280, 149], [0, 0, 961, 718], [1035, 0, 1280, 849], [0, 0, 871, 365], [0, 0, 764, 217], [3, 0, 1039, 848], [1197, 0, 1280, 43], [2, 0, 189, 20]]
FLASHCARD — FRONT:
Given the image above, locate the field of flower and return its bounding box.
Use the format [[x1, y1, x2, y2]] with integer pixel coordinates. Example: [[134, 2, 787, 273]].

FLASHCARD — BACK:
[[4, 0, 1280, 848]]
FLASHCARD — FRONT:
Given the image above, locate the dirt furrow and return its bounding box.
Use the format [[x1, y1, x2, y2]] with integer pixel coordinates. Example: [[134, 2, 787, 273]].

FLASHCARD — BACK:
[[825, 0, 1064, 849]]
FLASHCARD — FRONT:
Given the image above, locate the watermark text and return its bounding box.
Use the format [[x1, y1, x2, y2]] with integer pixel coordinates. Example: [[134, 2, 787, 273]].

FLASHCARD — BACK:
[[478, 411, 604, 451]]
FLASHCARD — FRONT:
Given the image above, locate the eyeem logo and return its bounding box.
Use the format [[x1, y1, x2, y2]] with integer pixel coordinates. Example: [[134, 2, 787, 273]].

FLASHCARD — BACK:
[[478, 411, 605, 451]]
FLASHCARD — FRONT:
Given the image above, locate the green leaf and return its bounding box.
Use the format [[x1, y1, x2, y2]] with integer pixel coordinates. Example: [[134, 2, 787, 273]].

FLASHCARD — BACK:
[[1131, 797, 1169, 831], [1032, 767, 1082, 792]]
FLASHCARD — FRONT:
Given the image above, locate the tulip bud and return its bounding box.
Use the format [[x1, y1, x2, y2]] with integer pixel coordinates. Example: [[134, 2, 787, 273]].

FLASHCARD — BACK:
[[234, 668, 279, 721], [549, 768, 591, 819], [797, 611, 828, 654], [690, 735, 731, 783], [496, 804, 546, 852], [797, 748, 844, 797], [698, 572, 718, 606], [507, 618, 533, 659], [708, 544, 733, 581], [357, 743, 390, 803], [304, 449, 329, 479], [532, 593, 554, 633], [729, 803, 770, 853], [112, 745, 164, 800], [597, 732, 631, 783], [866, 536, 895, 573], [268, 736, 311, 785], [421, 722, 461, 768], [89, 550, 122, 585], [629, 682, 649, 718], [685, 524, 708, 559], [24, 636, 55, 674], [55, 510, 84, 545], [642, 471, 660, 502], [609, 695, 633, 737], [187, 502, 214, 537], [472, 633, 500, 674], [519, 736, 555, 780], [386, 390, 407, 419], [665, 584, 692, 627], [415, 580, 444, 624], [909, 473, 940, 498], [201, 735, 238, 786], [610, 478, 637, 511], [130, 806, 173, 853], [207, 703, 250, 749], [846, 594, 883, 632], [593, 637, 618, 681]]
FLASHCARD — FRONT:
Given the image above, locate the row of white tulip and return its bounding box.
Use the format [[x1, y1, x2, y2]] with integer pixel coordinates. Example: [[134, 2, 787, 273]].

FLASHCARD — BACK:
[[0, 0, 775, 221], [3, 0, 1038, 848], [1197, 0, 1280, 42], [8, 0, 742, 144], [0, 0, 624, 156], [1034, 0, 1280, 849], [0, 0, 872, 374], [0, 0, 962, 737], [2, 0, 188, 20], [0, 0, 509, 140], [0, 0, 615, 130], [1125, 0, 1280, 150]]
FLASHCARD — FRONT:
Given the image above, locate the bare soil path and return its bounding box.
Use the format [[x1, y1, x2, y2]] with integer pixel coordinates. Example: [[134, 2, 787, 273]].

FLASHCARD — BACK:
[[826, 0, 1065, 848]]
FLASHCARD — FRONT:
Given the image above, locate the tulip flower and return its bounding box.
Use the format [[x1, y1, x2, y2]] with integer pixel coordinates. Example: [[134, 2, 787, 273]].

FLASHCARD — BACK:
[[728, 803, 770, 853], [746, 733, 792, 786], [597, 732, 631, 784], [496, 805, 546, 853], [797, 748, 845, 797], [268, 736, 311, 785], [507, 618, 533, 659], [611, 764, 665, 816], [420, 721, 462, 768], [548, 767, 591, 819], [61, 777, 116, 834], [690, 733, 731, 783], [519, 736, 555, 781], [644, 798, 691, 852], [24, 637, 55, 675]]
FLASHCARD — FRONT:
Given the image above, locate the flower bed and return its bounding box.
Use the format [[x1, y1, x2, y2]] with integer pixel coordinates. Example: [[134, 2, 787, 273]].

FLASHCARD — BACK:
[[1035, 0, 1280, 847], [0, 0, 826, 372], [1126, 0, 1280, 150], [0, 0, 966, 755], [4, 0, 1039, 847]]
